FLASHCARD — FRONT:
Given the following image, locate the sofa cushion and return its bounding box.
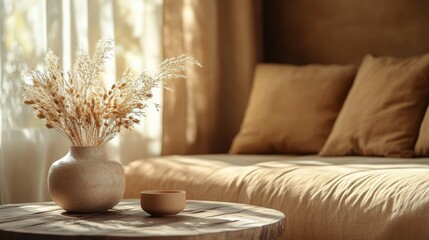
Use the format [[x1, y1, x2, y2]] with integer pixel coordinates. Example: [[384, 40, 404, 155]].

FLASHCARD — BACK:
[[320, 53, 429, 157], [415, 107, 429, 155], [229, 63, 356, 154]]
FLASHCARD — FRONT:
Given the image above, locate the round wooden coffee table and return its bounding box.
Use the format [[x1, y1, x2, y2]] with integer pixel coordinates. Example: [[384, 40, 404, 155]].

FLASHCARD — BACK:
[[0, 199, 284, 239]]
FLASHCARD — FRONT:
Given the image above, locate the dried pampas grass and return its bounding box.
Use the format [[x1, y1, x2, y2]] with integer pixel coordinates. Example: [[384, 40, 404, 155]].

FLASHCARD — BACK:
[[22, 37, 201, 146]]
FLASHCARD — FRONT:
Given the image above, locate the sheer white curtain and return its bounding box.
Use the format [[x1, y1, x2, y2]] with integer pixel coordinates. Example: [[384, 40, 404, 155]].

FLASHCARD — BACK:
[[0, 0, 163, 204]]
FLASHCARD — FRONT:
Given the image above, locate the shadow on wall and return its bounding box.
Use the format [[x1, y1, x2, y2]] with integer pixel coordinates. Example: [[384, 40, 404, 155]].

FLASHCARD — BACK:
[[263, 0, 429, 65]]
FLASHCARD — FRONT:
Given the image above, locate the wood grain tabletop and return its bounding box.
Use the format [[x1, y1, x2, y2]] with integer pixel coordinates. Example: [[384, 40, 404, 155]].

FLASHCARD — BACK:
[[0, 199, 285, 240]]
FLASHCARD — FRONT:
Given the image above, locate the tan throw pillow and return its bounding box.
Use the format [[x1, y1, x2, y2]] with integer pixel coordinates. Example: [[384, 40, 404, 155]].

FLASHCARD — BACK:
[[320, 54, 429, 158], [415, 107, 429, 155], [229, 63, 357, 154]]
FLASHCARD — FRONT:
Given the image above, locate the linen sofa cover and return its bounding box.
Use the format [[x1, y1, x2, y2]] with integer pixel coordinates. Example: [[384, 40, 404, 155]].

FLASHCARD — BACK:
[[124, 155, 429, 240]]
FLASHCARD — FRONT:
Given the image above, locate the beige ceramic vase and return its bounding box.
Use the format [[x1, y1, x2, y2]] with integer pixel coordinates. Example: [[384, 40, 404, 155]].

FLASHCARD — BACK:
[[48, 146, 125, 213]]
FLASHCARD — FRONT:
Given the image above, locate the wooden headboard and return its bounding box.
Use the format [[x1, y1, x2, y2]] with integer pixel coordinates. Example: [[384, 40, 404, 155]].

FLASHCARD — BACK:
[[263, 0, 429, 65]]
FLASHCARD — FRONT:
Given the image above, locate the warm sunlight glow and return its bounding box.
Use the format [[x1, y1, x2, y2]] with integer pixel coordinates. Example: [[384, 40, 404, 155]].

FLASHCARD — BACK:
[[0, 0, 164, 204]]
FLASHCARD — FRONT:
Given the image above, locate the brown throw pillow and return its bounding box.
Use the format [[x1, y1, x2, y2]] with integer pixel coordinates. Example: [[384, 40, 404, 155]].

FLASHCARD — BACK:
[[229, 63, 357, 154], [415, 107, 429, 155], [320, 54, 429, 158]]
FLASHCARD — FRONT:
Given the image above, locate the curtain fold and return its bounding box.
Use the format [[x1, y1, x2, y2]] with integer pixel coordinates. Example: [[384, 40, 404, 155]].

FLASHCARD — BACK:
[[162, 0, 262, 155], [0, 0, 163, 204]]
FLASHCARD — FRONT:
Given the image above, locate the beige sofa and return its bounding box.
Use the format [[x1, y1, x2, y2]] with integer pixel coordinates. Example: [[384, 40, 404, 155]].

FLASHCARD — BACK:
[[124, 154, 429, 240], [124, 52, 429, 240]]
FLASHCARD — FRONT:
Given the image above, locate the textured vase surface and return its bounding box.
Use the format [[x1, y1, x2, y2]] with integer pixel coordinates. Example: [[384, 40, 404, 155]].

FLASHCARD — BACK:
[[48, 146, 125, 213]]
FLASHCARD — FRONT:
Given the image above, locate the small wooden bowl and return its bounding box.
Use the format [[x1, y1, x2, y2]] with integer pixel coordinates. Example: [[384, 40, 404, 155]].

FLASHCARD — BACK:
[[140, 190, 186, 216]]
